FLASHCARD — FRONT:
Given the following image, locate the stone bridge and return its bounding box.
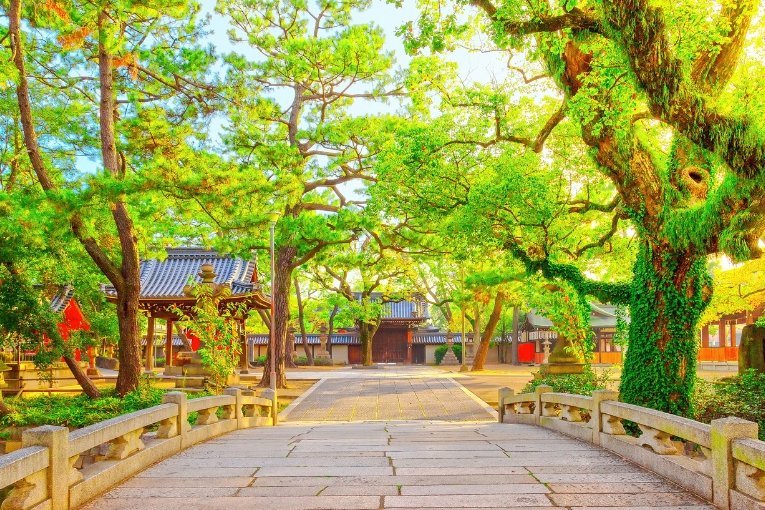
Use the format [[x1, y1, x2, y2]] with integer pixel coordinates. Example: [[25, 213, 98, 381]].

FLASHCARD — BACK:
[[0, 367, 762, 510]]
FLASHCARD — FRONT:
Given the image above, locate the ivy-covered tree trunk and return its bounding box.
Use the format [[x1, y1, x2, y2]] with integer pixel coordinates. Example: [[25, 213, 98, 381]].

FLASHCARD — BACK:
[[358, 321, 379, 366], [620, 243, 712, 416], [260, 246, 295, 389]]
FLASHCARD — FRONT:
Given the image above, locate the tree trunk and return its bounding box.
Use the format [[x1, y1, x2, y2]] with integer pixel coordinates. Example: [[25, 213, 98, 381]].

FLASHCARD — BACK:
[[619, 242, 711, 417], [63, 356, 101, 398], [472, 292, 505, 371], [511, 306, 520, 365], [294, 277, 314, 365], [97, 18, 143, 397], [115, 290, 142, 396], [285, 327, 297, 368], [260, 246, 295, 389], [358, 320, 379, 366], [327, 304, 339, 358]]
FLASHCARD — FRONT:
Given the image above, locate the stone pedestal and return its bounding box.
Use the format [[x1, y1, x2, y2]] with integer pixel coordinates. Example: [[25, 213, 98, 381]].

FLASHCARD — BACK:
[[441, 333, 459, 366], [537, 335, 585, 376], [739, 324, 765, 374]]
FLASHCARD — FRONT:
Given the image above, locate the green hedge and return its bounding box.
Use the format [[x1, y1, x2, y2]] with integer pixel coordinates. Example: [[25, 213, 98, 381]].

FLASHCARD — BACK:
[[434, 344, 462, 365], [521, 368, 613, 396], [0, 385, 211, 433], [694, 369, 765, 440]]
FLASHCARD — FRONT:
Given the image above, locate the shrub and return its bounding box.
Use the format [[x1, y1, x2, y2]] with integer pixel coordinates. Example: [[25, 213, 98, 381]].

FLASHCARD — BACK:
[[694, 369, 765, 440], [0, 384, 212, 432], [252, 355, 267, 366], [314, 357, 334, 366], [521, 367, 613, 396], [434, 344, 462, 365]]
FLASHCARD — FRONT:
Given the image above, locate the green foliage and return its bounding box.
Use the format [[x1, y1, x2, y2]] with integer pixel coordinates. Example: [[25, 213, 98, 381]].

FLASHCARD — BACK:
[[694, 370, 765, 441], [0, 384, 213, 431], [522, 368, 613, 396], [293, 356, 333, 366], [173, 283, 245, 392], [434, 344, 462, 365]]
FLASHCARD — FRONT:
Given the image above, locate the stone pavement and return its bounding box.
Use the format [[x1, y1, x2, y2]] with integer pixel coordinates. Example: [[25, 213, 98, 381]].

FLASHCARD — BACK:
[[83, 420, 713, 510], [282, 375, 495, 422]]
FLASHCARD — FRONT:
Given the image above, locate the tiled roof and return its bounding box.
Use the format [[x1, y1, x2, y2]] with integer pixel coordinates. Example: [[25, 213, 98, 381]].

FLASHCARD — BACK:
[[411, 332, 472, 344], [353, 292, 429, 320], [248, 334, 360, 345], [248, 331, 492, 346], [49, 285, 75, 313], [524, 302, 627, 329], [103, 247, 259, 299], [141, 335, 188, 347]]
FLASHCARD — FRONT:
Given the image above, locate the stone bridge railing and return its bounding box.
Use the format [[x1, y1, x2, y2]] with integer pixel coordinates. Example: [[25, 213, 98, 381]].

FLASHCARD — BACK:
[[0, 387, 273, 510], [499, 385, 765, 510]]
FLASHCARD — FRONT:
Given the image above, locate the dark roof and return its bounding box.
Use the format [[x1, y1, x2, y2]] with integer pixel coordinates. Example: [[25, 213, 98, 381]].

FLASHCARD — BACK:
[[141, 335, 188, 347], [103, 247, 260, 300], [353, 292, 429, 320], [412, 332, 471, 344], [524, 302, 626, 330], [248, 330, 489, 346], [248, 334, 360, 345], [49, 285, 75, 313]]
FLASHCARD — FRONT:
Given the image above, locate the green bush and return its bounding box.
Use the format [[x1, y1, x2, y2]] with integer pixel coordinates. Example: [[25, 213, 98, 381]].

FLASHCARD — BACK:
[[0, 384, 211, 432], [521, 368, 613, 396], [314, 357, 333, 366], [253, 355, 267, 366], [694, 369, 765, 440], [434, 344, 462, 365]]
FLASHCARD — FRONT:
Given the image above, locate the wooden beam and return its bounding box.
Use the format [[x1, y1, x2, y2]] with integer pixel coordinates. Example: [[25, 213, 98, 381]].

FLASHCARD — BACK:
[[146, 316, 155, 372], [165, 319, 174, 367]]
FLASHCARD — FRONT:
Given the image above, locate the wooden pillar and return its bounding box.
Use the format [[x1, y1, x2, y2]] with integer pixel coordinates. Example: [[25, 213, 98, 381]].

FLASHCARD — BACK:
[[406, 328, 413, 364], [239, 319, 249, 373], [701, 326, 710, 348], [719, 320, 725, 347], [145, 316, 155, 372], [730, 321, 736, 347], [165, 319, 174, 368]]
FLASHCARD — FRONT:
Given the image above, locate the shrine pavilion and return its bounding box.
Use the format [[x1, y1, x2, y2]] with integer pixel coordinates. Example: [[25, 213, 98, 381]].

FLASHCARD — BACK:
[[102, 247, 270, 372]]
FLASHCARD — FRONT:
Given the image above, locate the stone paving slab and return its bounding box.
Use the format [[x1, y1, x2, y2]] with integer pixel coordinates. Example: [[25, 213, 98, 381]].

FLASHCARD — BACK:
[[283, 374, 495, 421], [83, 421, 714, 510]]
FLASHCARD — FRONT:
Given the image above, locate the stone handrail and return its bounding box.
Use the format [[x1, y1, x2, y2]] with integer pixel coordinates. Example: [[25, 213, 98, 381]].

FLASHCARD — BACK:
[[498, 384, 764, 510], [0, 387, 274, 510]]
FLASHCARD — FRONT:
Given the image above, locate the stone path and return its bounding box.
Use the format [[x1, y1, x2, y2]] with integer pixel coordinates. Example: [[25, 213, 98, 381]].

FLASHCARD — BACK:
[[283, 376, 495, 421], [83, 420, 713, 510]]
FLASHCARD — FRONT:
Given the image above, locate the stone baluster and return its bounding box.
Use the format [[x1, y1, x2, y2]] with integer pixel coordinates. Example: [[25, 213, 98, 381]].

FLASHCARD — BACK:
[[106, 428, 145, 460], [196, 407, 219, 426], [637, 424, 678, 455], [560, 405, 583, 422]]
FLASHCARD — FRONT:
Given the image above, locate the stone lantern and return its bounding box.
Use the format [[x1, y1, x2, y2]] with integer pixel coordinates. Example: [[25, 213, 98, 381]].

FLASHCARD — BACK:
[[316, 324, 331, 360], [441, 331, 459, 366]]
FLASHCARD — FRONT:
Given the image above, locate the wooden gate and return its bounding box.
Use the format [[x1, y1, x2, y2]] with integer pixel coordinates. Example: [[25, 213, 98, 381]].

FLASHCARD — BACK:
[[348, 345, 362, 365], [372, 328, 408, 363]]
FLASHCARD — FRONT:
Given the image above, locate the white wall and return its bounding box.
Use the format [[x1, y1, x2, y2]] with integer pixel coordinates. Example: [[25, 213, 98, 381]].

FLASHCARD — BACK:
[[332, 345, 349, 364]]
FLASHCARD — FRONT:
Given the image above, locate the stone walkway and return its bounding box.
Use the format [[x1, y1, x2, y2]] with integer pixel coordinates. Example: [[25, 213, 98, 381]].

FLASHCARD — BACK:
[[283, 376, 495, 421], [82, 368, 712, 509], [84, 421, 712, 510]]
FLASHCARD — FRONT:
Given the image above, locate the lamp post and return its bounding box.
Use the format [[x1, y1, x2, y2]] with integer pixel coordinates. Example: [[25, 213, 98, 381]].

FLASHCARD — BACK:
[[268, 211, 280, 424]]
